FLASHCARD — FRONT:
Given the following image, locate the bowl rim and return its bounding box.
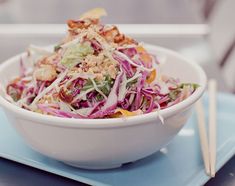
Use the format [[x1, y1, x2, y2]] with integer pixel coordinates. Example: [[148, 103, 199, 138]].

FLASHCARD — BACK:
[[0, 44, 207, 128]]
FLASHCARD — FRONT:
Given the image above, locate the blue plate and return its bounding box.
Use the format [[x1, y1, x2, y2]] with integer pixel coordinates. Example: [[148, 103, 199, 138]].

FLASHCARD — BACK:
[[0, 93, 234, 186]]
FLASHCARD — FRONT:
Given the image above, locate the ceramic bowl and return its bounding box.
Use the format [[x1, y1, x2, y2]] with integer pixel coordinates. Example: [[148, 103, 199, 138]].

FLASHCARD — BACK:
[[0, 44, 207, 169]]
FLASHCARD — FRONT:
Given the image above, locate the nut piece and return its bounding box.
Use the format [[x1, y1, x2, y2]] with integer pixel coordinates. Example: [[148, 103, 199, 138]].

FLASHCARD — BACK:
[[34, 65, 57, 81], [107, 65, 117, 79], [101, 26, 137, 45], [101, 26, 120, 42]]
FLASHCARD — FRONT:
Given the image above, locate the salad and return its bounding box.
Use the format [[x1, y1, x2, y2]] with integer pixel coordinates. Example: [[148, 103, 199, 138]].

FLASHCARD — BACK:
[[5, 8, 198, 119]]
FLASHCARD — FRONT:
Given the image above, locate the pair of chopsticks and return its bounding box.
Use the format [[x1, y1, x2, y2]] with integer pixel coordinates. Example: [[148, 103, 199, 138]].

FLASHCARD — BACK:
[[195, 79, 217, 177]]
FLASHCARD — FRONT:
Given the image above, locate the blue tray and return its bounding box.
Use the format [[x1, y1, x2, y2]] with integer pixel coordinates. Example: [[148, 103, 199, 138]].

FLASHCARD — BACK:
[[0, 93, 235, 186]]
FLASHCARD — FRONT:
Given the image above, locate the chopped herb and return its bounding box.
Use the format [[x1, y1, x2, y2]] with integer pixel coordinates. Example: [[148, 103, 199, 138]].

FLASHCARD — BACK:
[[179, 83, 199, 90], [81, 76, 114, 95], [169, 89, 181, 100], [104, 75, 114, 86], [127, 78, 138, 87], [99, 84, 110, 95], [96, 94, 104, 101], [169, 83, 199, 100], [81, 79, 94, 91], [98, 75, 114, 96], [54, 45, 61, 52]]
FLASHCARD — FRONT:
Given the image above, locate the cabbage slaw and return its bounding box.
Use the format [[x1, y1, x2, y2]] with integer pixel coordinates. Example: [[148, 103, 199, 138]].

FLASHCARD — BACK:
[[5, 8, 198, 119]]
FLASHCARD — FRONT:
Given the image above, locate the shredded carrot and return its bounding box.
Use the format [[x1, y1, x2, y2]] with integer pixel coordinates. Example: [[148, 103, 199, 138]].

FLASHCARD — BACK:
[[146, 69, 157, 84]]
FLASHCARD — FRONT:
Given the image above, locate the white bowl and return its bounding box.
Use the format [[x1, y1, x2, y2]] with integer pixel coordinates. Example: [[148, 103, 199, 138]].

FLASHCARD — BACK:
[[0, 44, 207, 169]]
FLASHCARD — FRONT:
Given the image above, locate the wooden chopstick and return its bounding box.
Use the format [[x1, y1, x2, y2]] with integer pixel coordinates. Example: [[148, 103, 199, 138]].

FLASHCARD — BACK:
[[195, 79, 217, 177], [208, 79, 217, 177], [195, 99, 210, 176]]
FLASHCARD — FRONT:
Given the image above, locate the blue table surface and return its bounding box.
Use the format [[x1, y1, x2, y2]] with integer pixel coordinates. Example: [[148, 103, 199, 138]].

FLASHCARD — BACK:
[[0, 156, 234, 186]]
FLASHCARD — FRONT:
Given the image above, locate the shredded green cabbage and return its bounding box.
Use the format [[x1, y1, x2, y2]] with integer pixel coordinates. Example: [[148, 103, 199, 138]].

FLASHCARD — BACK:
[[61, 41, 94, 68]]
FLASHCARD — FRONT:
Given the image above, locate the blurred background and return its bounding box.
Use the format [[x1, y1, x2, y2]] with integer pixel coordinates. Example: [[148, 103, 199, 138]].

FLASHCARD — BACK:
[[0, 0, 203, 24], [0, 0, 235, 186]]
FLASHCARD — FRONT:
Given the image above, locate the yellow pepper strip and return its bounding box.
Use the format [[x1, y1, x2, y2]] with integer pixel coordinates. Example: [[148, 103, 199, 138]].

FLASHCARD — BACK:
[[140, 53, 152, 63], [117, 109, 137, 116], [109, 112, 122, 118], [146, 69, 157, 84], [110, 109, 137, 118], [136, 46, 147, 53], [136, 46, 152, 65]]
